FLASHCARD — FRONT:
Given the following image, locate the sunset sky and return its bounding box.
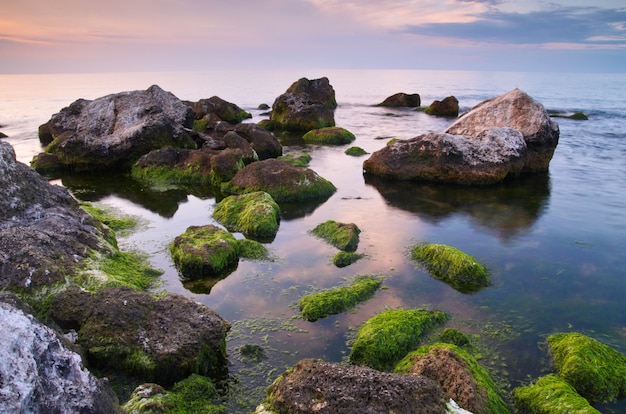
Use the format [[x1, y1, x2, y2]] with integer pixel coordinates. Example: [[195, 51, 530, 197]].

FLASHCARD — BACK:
[[1, 0, 625, 73]]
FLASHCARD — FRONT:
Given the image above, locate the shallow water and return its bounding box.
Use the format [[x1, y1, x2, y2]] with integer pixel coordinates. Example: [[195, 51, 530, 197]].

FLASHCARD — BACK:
[[2, 69, 626, 412]]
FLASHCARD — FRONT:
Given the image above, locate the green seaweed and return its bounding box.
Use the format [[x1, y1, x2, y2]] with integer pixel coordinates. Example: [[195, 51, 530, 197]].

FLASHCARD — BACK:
[[237, 238, 272, 261], [411, 243, 490, 293], [513, 374, 600, 414], [349, 308, 448, 371], [298, 275, 382, 322], [438, 327, 471, 347], [278, 152, 312, 167], [344, 146, 368, 156], [310, 220, 361, 252], [212, 191, 280, 238], [302, 127, 356, 145], [333, 251, 365, 268], [547, 332, 626, 403]]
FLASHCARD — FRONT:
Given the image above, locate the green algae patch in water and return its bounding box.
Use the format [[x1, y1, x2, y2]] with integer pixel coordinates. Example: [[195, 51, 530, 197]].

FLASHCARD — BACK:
[[513, 374, 599, 414], [548, 332, 626, 404], [411, 243, 490, 293], [349, 308, 448, 371], [310, 220, 361, 252], [298, 275, 382, 322]]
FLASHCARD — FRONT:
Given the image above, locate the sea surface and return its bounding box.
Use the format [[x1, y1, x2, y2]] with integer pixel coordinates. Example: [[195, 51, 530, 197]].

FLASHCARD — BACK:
[[2, 69, 626, 412]]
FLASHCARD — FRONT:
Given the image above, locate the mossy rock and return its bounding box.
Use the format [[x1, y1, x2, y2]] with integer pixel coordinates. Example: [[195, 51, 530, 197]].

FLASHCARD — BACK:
[[302, 127, 356, 145], [345, 146, 368, 156], [513, 374, 599, 414], [212, 191, 280, 239], [298, 275, 382, 322], [547, 332, 626, 403], [333, 251, 365, 268], [349, 308, 448, 371], [395, 343, 510, 414], [278, 152, 312, 167], [237, 238, 271, 261], [438, 327, 471, 347], [170, 225, 239, 278], [310, 220, 361, 252], [411, 243, 489, 293]]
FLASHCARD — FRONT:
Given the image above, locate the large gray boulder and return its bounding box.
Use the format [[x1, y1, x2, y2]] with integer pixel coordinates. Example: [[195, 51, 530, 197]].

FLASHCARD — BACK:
[[445, 88, 559, 173], [0, 294, 122, 414], [0, 141, 112, 290], [363, 129, 528, 185], [36, 85, 197, 172]]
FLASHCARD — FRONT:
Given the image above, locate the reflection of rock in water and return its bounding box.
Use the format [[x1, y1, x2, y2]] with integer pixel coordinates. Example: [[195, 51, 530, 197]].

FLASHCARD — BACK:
[[364, 173, 550, 240], [181, 261, 239, 294]]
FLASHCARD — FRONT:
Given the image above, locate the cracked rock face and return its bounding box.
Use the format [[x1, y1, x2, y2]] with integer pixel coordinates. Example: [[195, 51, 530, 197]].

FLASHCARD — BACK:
[[0, 294, 122, 414]]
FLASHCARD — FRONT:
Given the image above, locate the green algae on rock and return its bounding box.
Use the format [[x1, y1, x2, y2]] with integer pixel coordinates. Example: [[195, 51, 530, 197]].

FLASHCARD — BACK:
[[333, 251, 366, 268], [278, 152, 312, 167], [302, 127, 356, 145], [547, 332, 626, 403], [345, 146, 368, 156], [411, 243, 489, 293], [170, 225, 240, 278], [212, 191, 280, 239], [237, 238, 272, 261], [349, 308, 448, 371], [298, 275, 382, 322], [395, 343, 510, 414], [438, 327, 471, 347], [513, 374, 600, 414], [310, 220, 361, 252]]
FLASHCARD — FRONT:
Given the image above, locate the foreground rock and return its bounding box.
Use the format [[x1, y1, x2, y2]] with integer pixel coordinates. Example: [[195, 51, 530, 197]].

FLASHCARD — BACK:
[[222, 158, 336, 202], [445, 88, 559, 173], [377, 92, 421, 107], [0, 294, 122, 414], [0, 141, 112, 290], [363, 129, 528, 185], [37, 85, 197, 172], [259, 358, 451, 414], [268, 77, 337, 131], [50, 285, 231, 385]]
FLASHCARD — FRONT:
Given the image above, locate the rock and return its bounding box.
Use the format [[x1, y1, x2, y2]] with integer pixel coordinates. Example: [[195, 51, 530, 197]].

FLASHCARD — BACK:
[[0, 294, 122, 414], [50, 285, 231, 385], [30, 151, 63, 174], [231, 122, 283, 160], [396, 343, 510, 414], [445, 88, 559, 173], [212, 191, 281, 239], [260, 358, 449, 414], [37, 85, 197, 172], [224, 131, 258, 163], [170, 224, 240, 278], [184, 95, 251, 124], [278, 151, 312, 167], [221, 158, 336, 202], [424, 96, 459, 117], [345, 146, 368, 156], [377, 92, 421, 107], [513, 374, 599, 414], [333, 251, 366, 268], [363, 129, 528, 185], [310, 220, 361, 252], [0, 141, 113, 290], [0, 131, 7, 138], [269, 77, 337, 131], [302, 126, 356, 145], [349, 309, 448, 371], [547, 332, 626, 403]]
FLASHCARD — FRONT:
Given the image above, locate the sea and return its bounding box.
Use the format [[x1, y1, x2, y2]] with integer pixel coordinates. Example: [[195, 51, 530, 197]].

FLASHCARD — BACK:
[[1, 69, 626, 412]]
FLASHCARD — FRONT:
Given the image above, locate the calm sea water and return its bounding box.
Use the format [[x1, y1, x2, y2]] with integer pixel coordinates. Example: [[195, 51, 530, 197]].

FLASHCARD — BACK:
[[2, 69, 626, 411]]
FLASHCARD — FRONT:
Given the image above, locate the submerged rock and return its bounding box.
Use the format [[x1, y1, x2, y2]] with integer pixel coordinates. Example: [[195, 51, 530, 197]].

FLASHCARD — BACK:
[[424, 96, 459, 117], [302, 126, 356, 145], [37, 85, 197, 172], [310, 220, 361, 252], [50, 285, 231, 386], [260, 358, 450, 414], [0, 294, 122, 414], [0, 141, 113, 290], [513, 374, 599, 414], [377, 92, 421, 107]]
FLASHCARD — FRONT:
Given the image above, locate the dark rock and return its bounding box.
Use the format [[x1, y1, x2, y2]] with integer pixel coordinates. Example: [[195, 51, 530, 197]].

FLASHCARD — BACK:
[[50, 285, 231, 385], [0, 131, 7, 138], [302, 126, 356, 145], [224, 131, 257, 163], [0, 141, 112, 290], [184, 96, 251, 124], [0, 295, 122, 414], [363, 129, 528, 185], [377, 92, 421, 107], [445, 88, 559, 173], [36, 85, 197, 172], [232, 122, 283, 159], [269, 77, 337, 131], [260, 358, 449, 414], [424, 96, 459, 117], [222, 158, 336, 202]]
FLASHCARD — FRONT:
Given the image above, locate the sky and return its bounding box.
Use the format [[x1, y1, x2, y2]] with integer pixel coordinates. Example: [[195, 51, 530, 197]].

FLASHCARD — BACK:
[[1, 0, 625, 73]]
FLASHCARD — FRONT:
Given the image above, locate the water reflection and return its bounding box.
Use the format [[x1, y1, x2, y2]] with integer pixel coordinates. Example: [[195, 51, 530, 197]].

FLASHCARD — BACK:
[[364, 173, 551, 240]]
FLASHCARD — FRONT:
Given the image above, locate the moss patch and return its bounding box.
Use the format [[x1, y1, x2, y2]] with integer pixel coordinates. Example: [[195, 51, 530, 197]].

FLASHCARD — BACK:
[[170, 225, 240, 278], [349, 308, 448, 371], [513, 374, 600, 414], [547, 332, 626, 403], [302, 127, 356, 145], [298, 275, 382, 322], [411, 243, 489, 293], [438, 327, 471, 347], [278, 152, 312, 167], [333, 251, 365, 268], [80, 202, 142, 237], [310, 220, 361, 252], [237, 238, 272, 261], [212, 191, 280, 239], [345, 146, 368, 156]]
